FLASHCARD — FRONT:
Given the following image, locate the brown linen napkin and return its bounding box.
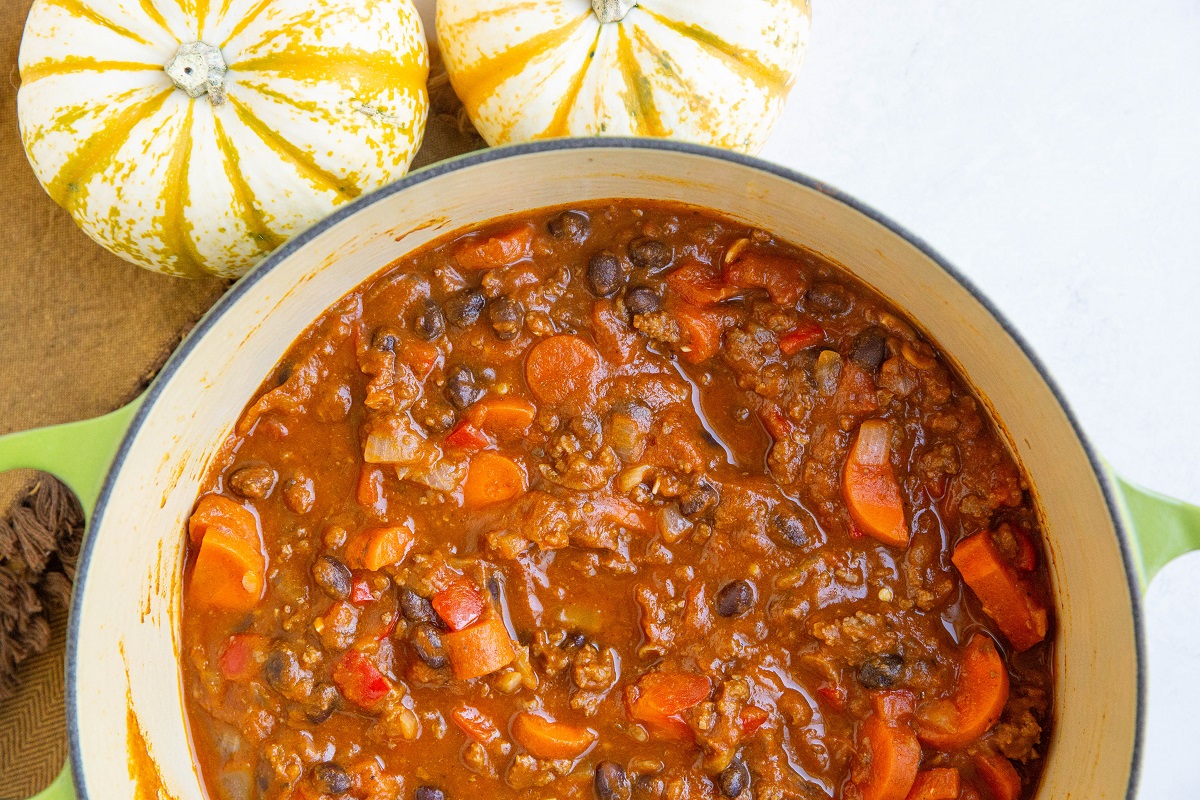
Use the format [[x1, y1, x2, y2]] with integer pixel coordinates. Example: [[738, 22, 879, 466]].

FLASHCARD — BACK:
[[0, 0, 484, 787]]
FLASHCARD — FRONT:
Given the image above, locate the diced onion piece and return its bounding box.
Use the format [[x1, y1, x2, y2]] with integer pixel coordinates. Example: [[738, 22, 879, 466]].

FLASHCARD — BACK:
[[657, 504, 694, 544], [618, 464, 655, 494]]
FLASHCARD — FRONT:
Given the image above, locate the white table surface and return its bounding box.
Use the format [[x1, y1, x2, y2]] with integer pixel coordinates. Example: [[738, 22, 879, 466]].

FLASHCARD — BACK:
[[419, 2, 1200, 796]]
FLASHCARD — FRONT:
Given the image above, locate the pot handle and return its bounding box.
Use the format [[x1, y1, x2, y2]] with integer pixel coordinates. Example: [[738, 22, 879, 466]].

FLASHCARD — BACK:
[[1109, 469, 1200, 591], [0, 398, 141, 800]]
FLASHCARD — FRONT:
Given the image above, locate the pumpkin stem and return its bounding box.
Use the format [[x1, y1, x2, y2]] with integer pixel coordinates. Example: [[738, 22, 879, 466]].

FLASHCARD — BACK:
[[165, 42, 228, 107], [592, 0, 637, 24]]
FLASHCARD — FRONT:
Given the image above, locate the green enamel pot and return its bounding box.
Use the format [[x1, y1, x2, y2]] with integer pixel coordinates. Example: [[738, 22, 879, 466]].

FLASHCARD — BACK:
[[1, 140, 1196, 800]]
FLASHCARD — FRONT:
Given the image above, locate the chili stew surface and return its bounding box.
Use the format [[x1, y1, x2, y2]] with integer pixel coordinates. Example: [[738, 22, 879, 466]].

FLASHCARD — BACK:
[[182, 202, 1053, 800]]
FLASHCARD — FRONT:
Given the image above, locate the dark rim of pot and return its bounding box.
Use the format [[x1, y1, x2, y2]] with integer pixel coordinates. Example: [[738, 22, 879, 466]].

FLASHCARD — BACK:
[[66, 136, 1145, 800]]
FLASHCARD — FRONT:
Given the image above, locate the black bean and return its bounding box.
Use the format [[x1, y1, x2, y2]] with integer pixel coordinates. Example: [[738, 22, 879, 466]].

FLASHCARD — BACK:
[[255, 759, 272, 792], [850, 328, 888, 372], [488, 296, 525, 341], [306, 682, 340, 723], [771, 512, 810, 547], [444, 288, 485, 328], [228, 464, 276, 499], [679, 484, 718, 518], [718, 758, 749, 798], [715, 580, 755, 618], [486, 574, 503, 603], [548, 210, 590, 242], [807, 282, 850, 314], [313, 762, 352, 795], [564, 630, 587, 649], [372, 326, 399, 352], [263, 644, 312, 700], [594, 761, 631, 800], [624, 286, 661, 316], [415, 787, 446, 800], [628, 237, 673, 271], [857, 653, 904, 689], [412, 623, 447, 668], [311, 555, 352, 601], [587, 251, 624, 297], [446, 365, 483, 409], [414, 299, 446, 340], [398, 587, 435, 623]]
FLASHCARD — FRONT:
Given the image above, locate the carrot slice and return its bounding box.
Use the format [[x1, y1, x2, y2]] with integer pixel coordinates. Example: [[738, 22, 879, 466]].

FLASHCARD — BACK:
[[724, 252, 809, 305], [525, 335, 602, 406], [905, 768, 961, 800], [952, 532, 1048, 651], [847, 691, 921, 800], [442, 616, 517, 680], [914, 634, 1009, 750], [672, 303, 724, 364], [843, 419, 909, 547], [973, 754, 1021, 800], [666, 261, 741, 306], [463, 451, 527, 507], [345, 524, 415, 571], [188, 494, 256, 547], [467, 396, 538, 434], [432, 580, 486, 631], [452, 705, 502, 744], [512, 712, 597, 760], [627, 671, 712, 739], [187, 495, 265, 611], [454, 224, 534, 270]]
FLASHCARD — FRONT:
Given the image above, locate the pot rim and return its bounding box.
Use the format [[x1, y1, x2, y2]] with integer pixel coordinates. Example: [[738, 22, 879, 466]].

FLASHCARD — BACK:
[[66, 137, 1146, 799]]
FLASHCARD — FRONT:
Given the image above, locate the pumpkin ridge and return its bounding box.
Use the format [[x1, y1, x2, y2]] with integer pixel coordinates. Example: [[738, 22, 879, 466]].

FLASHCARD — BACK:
[[447, 11, 592, 118], [228, 95, 361, 201], [153, 101, 209, 278], [219, 0, 273, 48], [437, 1, 541, 37], [212, 114, 285, 256], [232, 47, 429, 100], [41, 0, 157, 48], [628, 26, 728, 145], [45, 88, 173, 209], [614, 23, 668, 137], [137, 0, 179, 42], [536, 24, 602, 140], [640, 8, 795, 95], [20, 57, 159, 85]]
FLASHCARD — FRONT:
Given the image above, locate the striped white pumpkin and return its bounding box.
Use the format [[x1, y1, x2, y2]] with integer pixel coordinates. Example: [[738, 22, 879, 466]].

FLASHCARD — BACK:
[[17, 0, 430, 278], [437, 0, 810, 155]]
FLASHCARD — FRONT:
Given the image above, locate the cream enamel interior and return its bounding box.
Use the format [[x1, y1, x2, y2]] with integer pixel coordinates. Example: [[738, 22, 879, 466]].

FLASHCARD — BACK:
[[72, 144, 1139, 798]]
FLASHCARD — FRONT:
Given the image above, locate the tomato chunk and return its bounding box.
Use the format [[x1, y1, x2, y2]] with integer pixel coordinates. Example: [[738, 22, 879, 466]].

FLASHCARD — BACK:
[[452, 705, 502, 744], [432, 580, 486, 632], [627, 671, 712, 739], [778, 322, 825, 355], [445, 420, 491, 450], [333, 649, 391, 708], [724, 251, 809, 305], [666, 261, 741, 306]]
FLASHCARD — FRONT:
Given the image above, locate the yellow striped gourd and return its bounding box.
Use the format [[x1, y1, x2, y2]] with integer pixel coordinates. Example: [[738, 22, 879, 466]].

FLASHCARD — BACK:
[[17, 0, 430, 278], [437, 0, 810, 155]]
